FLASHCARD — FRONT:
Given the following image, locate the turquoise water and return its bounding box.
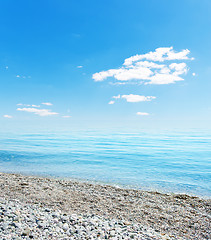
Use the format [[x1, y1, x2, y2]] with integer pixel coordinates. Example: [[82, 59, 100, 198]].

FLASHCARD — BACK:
[[0, 130, 210, 197]]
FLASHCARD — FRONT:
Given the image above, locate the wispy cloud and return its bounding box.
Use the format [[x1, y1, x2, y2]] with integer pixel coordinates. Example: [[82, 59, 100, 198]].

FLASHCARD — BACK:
[[136, 112, 149, 116], [17, 103, 30, 106], [93, 47, 193, 85], [17, 108, 58, 116], [110, 94, 156, 103], [31, 104, 40, 107], [42, 102, 53, 106], [77, 66, 83, 68], [108, 100, 115, 104], [109, 81, 139, 86], [17, 103, 40, 107], [62, 115, 71, 118], [122, 94, 156, 102], [16, 75, 29, 78], [3, 115, 12, 118], [113, 95, 121, 99]]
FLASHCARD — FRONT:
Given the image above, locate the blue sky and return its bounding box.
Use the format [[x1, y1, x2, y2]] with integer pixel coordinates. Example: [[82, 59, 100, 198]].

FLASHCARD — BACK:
[[0, 0, 211, 131]]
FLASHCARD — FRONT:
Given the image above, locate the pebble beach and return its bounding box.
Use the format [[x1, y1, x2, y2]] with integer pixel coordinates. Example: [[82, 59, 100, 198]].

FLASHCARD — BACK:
[[0, 172, 210, 239]]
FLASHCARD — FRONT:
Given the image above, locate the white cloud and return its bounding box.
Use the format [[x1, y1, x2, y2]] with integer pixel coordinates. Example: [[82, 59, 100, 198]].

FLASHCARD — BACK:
[[123, 47, 192, 65], [92, 69, 118, 82], [136, 112, 149, 116], [93, 67, 152, 82], [110, 94, 156, 103], [17, 103, 31, 107], [115, 67, 152, 81], [16, 75, 30, 79], [109, 82, 127, 85], [147, 74, 183, 85], [3, 115, 12, 118], [113, 95, 121, 99], [42, 102, 53, 106], [192, 72, 196, 76], [5, 66, 8, 69], [31, 105, 40, 107], [62, 115, 71, 118], [93, 47, 193, 85], [121, 94, 156, 102], [17, 108, 58, 117], [17, 103, 40, 107], [135, 61, 165, 68], [77, 66, 83, 68], [169, 63, 187, 75]]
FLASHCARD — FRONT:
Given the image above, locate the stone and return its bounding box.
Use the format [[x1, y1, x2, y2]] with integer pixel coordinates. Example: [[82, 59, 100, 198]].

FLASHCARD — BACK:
[[110, 230, 116, 237], [62, 223, 69, 231]]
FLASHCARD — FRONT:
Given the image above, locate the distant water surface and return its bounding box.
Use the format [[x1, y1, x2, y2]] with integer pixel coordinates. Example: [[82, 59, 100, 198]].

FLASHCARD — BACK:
[[0, 129, 210, 197]]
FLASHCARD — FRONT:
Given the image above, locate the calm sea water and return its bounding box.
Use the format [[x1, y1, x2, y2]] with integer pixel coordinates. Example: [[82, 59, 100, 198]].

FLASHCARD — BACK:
[[0, 129, 210, 197]]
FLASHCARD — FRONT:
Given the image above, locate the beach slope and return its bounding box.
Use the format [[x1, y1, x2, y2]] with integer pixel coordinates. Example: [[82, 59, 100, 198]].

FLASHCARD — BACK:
[[0, 172, 210, 239]]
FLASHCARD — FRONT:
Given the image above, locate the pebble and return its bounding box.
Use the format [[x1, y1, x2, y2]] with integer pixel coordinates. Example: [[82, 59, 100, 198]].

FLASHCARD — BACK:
[[110, 230, 116, 236], [0, 198, 164, 239], [0, 172, 210, 240], [62, 223, 69, 231]]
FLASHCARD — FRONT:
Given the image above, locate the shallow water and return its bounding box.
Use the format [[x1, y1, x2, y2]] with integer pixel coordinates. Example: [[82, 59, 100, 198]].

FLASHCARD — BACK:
[[0, 129, 210, 197]]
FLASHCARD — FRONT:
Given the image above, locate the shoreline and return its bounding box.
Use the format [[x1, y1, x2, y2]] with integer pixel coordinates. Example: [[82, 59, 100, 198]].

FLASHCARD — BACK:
[[1, 170, 209, 199], [0, 172, 210, 239]]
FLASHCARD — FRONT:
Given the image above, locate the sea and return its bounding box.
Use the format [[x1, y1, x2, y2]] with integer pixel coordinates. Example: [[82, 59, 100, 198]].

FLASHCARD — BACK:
[[0, 129, 210, 198]]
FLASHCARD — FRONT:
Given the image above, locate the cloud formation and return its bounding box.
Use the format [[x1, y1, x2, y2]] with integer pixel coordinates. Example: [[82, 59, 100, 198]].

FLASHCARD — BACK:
[[113, 95, 121, 99], [123, 47, 193, 65], [121, 94, 156, 102], [42, 102, 53, 106], [17, 104, 40, 107], [136, 112, 149, 116], [17, 103, 29, 106], [110, 94, 156, 104], [16, 75, 30, 79], [31, 104, 40, 107], [3, 115, 12, 118], [93, 47, 193, 85], [17, 108, 58, 116]]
